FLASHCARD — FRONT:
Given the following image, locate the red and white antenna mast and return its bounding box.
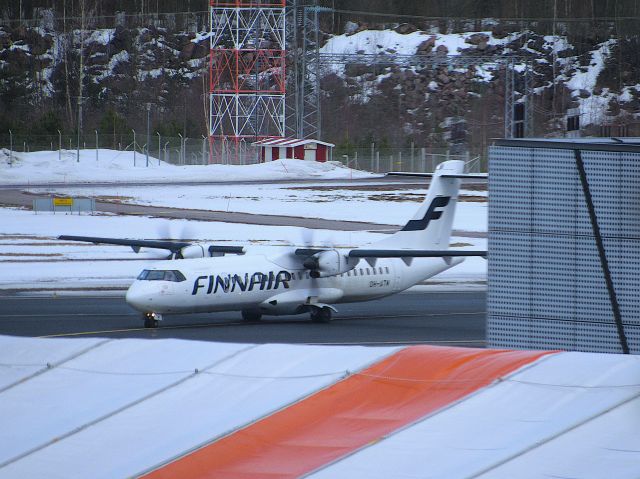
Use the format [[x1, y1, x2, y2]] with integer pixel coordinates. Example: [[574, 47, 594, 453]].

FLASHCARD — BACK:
[[209, 0, 286, 164]]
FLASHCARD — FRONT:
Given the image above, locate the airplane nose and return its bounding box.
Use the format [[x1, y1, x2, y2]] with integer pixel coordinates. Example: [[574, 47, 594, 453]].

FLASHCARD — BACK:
[[125, 282, 154, 311]]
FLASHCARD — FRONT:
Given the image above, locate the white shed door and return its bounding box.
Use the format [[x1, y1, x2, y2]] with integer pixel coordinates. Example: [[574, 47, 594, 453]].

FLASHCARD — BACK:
[[304, 149, 315, 161]]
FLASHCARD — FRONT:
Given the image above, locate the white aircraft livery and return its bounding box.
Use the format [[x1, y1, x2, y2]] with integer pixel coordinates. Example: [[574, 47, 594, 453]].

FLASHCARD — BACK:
[[60, 160, 486, 327]]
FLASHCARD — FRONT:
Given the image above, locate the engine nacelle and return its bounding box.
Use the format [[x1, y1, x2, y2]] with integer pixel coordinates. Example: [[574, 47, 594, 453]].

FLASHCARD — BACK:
[[304, 250, 359, 278], [179, 244, 207, 259]]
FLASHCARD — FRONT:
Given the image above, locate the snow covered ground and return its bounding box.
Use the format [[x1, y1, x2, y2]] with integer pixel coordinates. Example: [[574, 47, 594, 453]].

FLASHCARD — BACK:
[[27, 182, 487, 230], [0, 149, 377, 185], [0, 150, 487, 293], [0, 207, 486, 293]]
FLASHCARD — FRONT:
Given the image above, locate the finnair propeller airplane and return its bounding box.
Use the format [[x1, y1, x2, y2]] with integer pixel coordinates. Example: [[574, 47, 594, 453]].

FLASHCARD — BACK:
[[60, 160, 486, 328]]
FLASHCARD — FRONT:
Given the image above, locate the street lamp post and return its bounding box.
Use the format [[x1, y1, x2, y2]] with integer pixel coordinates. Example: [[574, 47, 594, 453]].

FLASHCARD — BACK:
[[156, 132, 161, 166], [57, 130, 61, 162], [95, 130, 98, 162]]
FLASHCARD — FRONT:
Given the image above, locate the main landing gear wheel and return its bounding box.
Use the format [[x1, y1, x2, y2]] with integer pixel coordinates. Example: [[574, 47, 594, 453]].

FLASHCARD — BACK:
[[241, 310, 262, 322], [310, 307, 332, 323], [143, 313, 160, 328]]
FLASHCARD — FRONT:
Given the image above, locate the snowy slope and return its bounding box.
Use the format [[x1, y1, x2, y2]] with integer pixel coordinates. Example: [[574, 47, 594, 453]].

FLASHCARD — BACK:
[[0, 149, 377, 185]]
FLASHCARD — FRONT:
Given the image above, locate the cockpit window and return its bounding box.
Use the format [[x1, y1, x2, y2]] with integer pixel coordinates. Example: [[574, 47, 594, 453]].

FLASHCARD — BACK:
[[137, 270, 186, 282]]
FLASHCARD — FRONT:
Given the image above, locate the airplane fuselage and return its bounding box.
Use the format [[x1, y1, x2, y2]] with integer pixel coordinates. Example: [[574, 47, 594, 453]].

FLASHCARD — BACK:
[[125, 252, 461, 317]]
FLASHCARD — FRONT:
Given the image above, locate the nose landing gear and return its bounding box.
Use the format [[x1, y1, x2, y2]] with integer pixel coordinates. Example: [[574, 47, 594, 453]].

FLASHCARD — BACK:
[[143, 312, 162, 328], [310, 306, 333, 323]]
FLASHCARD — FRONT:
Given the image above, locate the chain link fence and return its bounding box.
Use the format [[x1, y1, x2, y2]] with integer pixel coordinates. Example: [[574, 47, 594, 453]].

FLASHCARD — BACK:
[[1, 132, 484, 173], [333, 145, 484, 173]]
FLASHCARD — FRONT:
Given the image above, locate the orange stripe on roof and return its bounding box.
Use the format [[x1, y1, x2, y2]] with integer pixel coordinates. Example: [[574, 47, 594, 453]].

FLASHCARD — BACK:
[[144, 346, 553, 479]]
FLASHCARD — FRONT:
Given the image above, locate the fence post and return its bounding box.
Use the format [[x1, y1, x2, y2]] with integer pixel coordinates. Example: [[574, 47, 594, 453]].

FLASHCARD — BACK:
[[370, 142, 374, 171], [183, 137, 188, 165], [131, 129, 136, 166], [411, 141, 415, 172], [145, 103, 151, 167], [8, 129, 12, 166]]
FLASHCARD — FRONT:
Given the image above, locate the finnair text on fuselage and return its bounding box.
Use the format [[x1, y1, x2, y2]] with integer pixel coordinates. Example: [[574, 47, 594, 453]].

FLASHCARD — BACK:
[[192, 270, 292, 295]]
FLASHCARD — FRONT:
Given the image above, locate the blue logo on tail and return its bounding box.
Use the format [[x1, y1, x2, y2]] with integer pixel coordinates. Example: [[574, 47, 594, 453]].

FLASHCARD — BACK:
[[401, 196, 450, 231]]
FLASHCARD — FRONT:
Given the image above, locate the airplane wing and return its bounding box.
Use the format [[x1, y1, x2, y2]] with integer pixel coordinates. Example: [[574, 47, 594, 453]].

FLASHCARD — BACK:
[[58, 235, 191, 253], [58, 235, 245, 256], [348, 249, 487, 258]]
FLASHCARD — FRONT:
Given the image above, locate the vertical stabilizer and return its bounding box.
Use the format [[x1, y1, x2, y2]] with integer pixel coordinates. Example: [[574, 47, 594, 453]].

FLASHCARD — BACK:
[[372, 160, 464, 250]]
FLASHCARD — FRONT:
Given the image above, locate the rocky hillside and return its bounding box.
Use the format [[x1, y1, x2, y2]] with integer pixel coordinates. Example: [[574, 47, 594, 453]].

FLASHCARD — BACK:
[[1, 14, 639, 154], [320, 24, 640, 152], [0, 20, 211, 138]]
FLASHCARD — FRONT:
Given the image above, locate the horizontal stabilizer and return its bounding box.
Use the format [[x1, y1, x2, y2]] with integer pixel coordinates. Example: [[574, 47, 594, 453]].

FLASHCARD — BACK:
[[349, 249, 486, 258], [387, 172, 487, 179]]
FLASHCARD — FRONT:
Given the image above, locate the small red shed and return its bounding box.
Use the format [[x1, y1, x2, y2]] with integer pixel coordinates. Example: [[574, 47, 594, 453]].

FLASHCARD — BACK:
[[252, 138, 335, 163]]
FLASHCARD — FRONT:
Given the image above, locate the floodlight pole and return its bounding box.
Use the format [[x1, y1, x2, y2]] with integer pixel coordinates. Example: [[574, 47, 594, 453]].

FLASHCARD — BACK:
[[95, 130, 98, 162], [58, 130, 62, 161]]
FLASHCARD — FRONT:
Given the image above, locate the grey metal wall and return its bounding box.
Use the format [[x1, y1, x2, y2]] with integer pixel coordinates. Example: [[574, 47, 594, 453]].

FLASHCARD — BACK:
[[487, 141, 640, 354]]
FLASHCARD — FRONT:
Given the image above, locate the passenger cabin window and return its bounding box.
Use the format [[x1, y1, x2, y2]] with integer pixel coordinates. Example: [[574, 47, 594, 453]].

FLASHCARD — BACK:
[[137, 269, 186, 282]]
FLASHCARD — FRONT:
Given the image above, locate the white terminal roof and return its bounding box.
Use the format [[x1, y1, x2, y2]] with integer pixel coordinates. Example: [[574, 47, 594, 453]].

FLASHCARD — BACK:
[[0, 336, 638, 478], [252, 137, 335, 148]]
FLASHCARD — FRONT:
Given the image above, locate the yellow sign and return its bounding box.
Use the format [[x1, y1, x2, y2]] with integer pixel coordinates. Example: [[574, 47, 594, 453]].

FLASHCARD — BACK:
[[53, 198, 73, 206]]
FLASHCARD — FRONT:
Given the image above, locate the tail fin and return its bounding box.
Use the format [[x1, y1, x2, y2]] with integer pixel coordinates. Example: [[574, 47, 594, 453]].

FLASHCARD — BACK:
[[373, 160, 464, 250]]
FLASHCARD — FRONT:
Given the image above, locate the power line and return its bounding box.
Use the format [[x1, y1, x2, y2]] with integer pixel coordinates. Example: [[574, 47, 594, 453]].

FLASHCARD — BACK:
[[329, 8, 640, 23], [4, 8, 640, 26]]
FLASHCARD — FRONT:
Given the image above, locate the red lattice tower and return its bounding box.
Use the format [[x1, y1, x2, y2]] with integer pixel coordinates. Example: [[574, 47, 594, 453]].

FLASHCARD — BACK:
[[209, 1, 286, 164]]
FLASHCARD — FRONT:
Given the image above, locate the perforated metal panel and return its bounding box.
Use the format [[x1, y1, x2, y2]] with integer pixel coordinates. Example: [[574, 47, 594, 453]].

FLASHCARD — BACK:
[[488, 141, 640, 354]]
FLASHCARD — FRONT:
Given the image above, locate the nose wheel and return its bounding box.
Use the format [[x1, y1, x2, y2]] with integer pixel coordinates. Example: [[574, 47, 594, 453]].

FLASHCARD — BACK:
[[143, 312, 162, 328]]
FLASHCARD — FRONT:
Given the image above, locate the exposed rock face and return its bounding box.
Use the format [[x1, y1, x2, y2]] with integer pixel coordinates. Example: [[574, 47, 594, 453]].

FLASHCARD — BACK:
[[320, 29, 640, 149]]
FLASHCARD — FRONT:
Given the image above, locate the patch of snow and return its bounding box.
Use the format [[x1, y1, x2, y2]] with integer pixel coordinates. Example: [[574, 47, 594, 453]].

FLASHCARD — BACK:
[[9, 42, 30, 52], [566, 40, 617, 126], [86, 29, 115, 45], [93, 50, 130, 82]]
